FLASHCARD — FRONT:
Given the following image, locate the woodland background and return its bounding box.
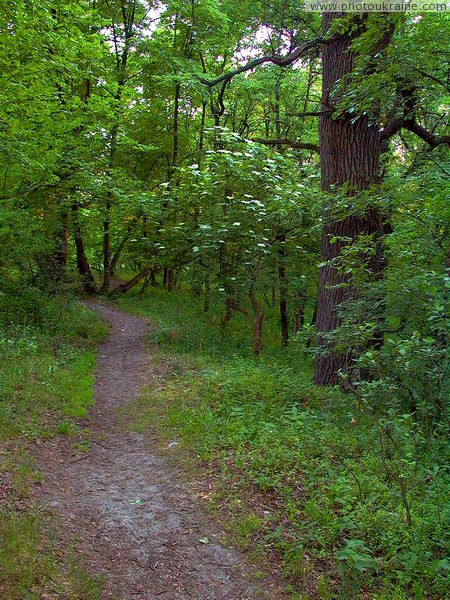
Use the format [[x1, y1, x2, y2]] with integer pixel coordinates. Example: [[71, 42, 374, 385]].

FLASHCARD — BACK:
[[0, 2, 449, 598]]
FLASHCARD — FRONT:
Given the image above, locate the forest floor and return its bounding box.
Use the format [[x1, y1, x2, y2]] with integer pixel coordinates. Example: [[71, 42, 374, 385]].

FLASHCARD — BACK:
[[31, 301, 278, 600]]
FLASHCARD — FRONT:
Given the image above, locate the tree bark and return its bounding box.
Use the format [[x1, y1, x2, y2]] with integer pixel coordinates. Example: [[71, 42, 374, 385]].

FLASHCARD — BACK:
[[71, 204, 97, 295], [204, 273, 211, 312], [110, 267, 150, 296], [293, 290, 306, 334], [110, 232, 131, 276], [221, 295, 234, 329], [167, 268, 174, 292], [314, 14, 383, 385], [101, 199, 112, 292], [49, 209, 69, 283], [249, 290, 264, 356], [278, 238, 289, 347]]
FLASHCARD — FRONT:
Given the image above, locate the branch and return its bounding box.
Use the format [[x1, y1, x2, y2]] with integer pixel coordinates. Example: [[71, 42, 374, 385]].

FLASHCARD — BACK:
[[229, 300, 252, 321], [413, 68, 450, 91], [380, 85, 450, 149], [404, 120, 450, 148], [249, 138, 320, 153], [0, 183, 42, 200], [198, 36, 331, 88], [286, 110, 332, 118], [379, 116, 404, 145], [109, 267, 150, 296], [380, 117, 450, 149]]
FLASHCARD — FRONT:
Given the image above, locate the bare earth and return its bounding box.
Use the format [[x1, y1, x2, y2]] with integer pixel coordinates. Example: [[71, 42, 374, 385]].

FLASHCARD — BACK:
[[32, 302, 276, 600]]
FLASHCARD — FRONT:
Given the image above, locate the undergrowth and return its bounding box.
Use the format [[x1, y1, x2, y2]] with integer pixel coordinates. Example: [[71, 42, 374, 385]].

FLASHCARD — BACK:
[[0, 292, 108, 599], [118, 286, 450, 600]]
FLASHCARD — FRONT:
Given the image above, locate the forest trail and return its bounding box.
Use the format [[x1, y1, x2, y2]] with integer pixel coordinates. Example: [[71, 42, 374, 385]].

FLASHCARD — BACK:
[[32, 302, 272, 600]]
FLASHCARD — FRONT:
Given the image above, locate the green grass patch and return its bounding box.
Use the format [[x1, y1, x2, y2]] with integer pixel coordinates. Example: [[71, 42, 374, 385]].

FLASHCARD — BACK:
[[119, 286, 450, 599], [0, 293, 108, 599], [0, 508, 104, 600]]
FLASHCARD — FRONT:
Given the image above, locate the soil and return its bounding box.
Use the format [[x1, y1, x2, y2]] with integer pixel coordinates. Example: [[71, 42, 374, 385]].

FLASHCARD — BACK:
[[32, 302, 277, 600]]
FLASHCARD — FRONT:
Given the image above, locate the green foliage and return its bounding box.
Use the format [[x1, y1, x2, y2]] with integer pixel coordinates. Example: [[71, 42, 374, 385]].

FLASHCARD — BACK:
[[0, 298, 107, 438], [1, 1, 449, 597], [0, 296, 107, 599], [125, 288, 449, 598]]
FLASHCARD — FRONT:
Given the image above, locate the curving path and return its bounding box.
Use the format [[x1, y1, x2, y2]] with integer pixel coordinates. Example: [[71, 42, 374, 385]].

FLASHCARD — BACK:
[[33, 302, 275, 600]]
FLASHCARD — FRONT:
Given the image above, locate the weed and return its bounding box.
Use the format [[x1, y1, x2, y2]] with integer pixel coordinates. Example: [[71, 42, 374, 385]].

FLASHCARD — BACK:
[[120, 287, 450, 598], [0, 296, 107, 599]]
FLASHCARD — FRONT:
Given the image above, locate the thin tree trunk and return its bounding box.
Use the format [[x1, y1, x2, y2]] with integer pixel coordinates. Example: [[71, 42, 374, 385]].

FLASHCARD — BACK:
[[221, 296, 233, 329], [293, 290, 306, 334], [71, 204, 97, 295], [101, 199, 112, 292], [50, 209, 69, 282], [199, 100, 207, 163], [172, 82, 180, 174], [249, 289, 264, 356], [110, 229, 131, 276], [278, 236, 289, 347], [139, 273, 151, 297], [101, 4, 136, 293], [167, 269, 174, 292], [204, 273, 211, 312]]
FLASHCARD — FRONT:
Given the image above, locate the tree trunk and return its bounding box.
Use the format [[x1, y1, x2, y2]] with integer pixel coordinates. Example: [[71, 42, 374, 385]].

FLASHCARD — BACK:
[[101, 200, 112, 292], [253, 312, 264, 356], [249, 290, 264, 356], [71, 204, 97, 295], [278, 238, 289, 347], [139, 273, 151, 297], [49, 210, 69, 283], [293, 290, 306, 334], [110, 230, 132, 276], [167, 268, 174, 292], [172, 82, 180, 174], [221, 295, 234, 329], [314, 14, 383, 386], [204, 273, 211, 312]]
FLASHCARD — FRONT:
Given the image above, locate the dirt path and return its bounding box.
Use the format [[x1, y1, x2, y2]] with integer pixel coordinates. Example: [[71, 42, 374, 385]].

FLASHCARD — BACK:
[[33, 302, 274, 600]]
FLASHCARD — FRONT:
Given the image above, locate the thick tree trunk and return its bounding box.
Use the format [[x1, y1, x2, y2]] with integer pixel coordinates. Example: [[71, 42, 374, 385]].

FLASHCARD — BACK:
[[314, 14, 383, 385]]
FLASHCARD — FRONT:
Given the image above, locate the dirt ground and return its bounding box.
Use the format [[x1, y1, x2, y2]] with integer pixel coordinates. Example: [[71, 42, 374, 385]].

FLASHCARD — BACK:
[[32, 302, 279, 600]]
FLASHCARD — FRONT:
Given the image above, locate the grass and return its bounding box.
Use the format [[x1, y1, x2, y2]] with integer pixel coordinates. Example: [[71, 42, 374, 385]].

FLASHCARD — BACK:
[[0, 292, 108, 600], [117, 284, 450, 599], [0, 508, 104, 600]]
